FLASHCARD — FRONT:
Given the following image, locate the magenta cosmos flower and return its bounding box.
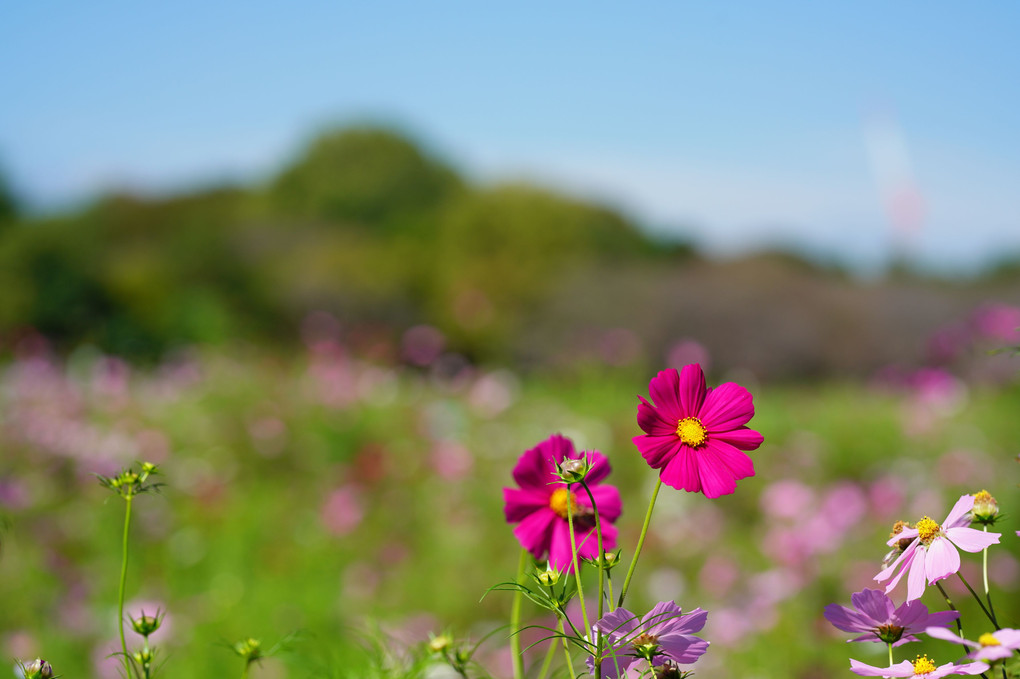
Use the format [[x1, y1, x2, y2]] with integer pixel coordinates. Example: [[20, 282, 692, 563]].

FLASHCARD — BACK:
[[824, 588, 958, 646], [502, 434, 621, 571], [875, 495, 1001, 601], [587, 601, 709, 679], [633, 364, 763, 498], [851, 655, 988, 678], [926, 626, 1020, 662]]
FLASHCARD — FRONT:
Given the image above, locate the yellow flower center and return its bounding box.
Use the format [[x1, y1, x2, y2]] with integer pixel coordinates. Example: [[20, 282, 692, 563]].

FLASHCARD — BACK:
[[676, 417, 707, 447], [978, 633, 1000, 647], [912, 655, 936, 675], [915, 516, 941, 545], [549, 488, 578, 519], [973, 490, 993, 504]]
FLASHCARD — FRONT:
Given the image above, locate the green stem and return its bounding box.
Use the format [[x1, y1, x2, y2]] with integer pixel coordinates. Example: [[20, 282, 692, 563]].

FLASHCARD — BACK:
[[118, 494, 134, 679], [510, 548, 528, 679], [617, 479, 662, 608], [605, 575, 615, 614], [534, 634, 558, 679], [565, 484, 592, 638], [887, 642, 893, 667], [240, 660, 250, 679], [982, 527, 999, 627], [580, 482, 605, 679], [957, 572, 997, 628], [557, 617, 576, 679], [935, 581, 970, 657]]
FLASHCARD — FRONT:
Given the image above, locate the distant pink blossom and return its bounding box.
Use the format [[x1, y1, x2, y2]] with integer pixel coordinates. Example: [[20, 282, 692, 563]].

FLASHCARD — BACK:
[[321, 485, 364, 536], [502, 434, 621, 571], [633, 365, 763, 498], [875, 495, 1001, 601]]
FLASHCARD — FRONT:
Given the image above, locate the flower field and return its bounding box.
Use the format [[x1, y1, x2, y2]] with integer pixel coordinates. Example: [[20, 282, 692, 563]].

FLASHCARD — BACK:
[[1, 333, 1019, 678]]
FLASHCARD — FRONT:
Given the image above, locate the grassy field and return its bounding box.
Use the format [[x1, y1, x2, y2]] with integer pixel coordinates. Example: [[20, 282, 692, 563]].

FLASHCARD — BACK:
[[1, 345, 1018, 678]]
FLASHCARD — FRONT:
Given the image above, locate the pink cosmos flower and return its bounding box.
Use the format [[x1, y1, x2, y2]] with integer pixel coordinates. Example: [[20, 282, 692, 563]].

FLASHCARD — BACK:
[[824, 588, 959, 646], [633, 364, 763, 498], [502, 434, 621, 571], [926, 626, 1020, 662], [850, 656, 988, 678], [875, 495, 1001, 601], [588, 601, 709, 679]]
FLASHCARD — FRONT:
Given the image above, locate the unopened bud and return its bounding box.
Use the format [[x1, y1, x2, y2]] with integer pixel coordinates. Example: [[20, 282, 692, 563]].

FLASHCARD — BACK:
[[428, 634, 453, 653], [22, 659, 54, 679], [130, 610, 164, 638], [234, 638, 262, 663], [536, 564, 561, 587], [557, 458, 588, 484], [971, 490, 999, 525]]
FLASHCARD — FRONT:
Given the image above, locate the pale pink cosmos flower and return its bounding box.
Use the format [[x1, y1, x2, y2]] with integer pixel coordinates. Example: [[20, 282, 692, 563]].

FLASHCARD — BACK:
[[875, 495, 1000, 601], [926, 626, 1020, 662], [851, 655, 988, 678]]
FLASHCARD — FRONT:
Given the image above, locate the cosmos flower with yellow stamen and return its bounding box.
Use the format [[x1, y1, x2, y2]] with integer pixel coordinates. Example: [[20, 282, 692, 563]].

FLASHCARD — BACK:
[[850, 654, 988, 678], [874, 495, 1000, 602]]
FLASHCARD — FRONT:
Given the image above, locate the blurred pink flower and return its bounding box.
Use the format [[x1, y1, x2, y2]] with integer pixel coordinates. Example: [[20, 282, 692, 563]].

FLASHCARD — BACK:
[[401, 325, 445, 367], [760, 479, 815, 519], [321, 485, 364, 536], [430, 441, 473, 481], [926, 627, 1020, 662], [970, 303, 1020, 344], [503, 434, 621, 572], [667, 340, 710, 374], [633, 365, 763, 498]]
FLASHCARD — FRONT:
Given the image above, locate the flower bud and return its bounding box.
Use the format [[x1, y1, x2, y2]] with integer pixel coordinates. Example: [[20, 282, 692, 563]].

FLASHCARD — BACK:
[[557, 458, 588, 484], [234, 638, 263, 663], [536, 563, 561, 587], [22, 659, 53, 679], [970, 490, 999, 525], [130, 610, 164, 638], [428, 634, 453, 653]]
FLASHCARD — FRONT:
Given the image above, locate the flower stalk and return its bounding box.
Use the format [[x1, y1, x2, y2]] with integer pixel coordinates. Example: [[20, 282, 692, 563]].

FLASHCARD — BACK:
[[510, 548, 527, 679], [617, 478, 661, 608]]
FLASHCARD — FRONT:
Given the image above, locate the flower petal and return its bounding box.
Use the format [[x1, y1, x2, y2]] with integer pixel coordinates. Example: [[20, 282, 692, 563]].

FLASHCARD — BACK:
[[513, 435, 574, 489], [657, 633, 709, 665], [946, 662, 990, 676], [924, 537, 960, 583], [703, 439, 755, 482], [945, 526, 1000, 553], [850, 588, 895, 625], [696, 449, 738, 498], [849, 659, 915, 677], [698, 381, 755, 432], [547, 519, 574, 572], [925, 625, 970, 646], [943, 494, 975, 528], [594, 608, 641, 639], [576, 483, 623, 522], [584, 450, 613, 486], [906, 544, 928, 601], [648, 369, 684, 421], [676, 364, 708, 417], [503, 487, 551, 523], [660, 445, 701, 493], [711, 427, 764, 451], [641, 600, 684, 635], [637, 397, 679, 436], [633, 435, 680, 470], [824, 603, 873, 634], [512, 509, 556, 560]]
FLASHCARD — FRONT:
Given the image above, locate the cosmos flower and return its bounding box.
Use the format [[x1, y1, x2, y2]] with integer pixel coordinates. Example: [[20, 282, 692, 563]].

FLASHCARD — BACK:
[[925, 626, 1020, 662], [875, 495, 1001, 601], [502, 434, 621, 571], [633, 364, 762, 498], [588, 601, 709, 679], [824, 588, 958, 646], [850, 655, 988, 678]]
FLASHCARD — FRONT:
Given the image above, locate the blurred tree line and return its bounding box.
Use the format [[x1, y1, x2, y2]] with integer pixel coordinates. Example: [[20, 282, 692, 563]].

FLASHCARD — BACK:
[[0, 128, 690, 362]]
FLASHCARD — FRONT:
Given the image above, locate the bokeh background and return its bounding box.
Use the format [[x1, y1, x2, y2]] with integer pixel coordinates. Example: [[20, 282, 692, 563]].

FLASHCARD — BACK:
[[1, 3, 1019, 677]]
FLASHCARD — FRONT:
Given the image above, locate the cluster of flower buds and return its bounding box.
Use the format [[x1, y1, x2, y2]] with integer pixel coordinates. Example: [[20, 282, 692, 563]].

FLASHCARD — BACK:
[[584, 549, 622, 571], [427, 632, 473, 675], [97, 462, 162, 499], [19, 659, 54, 679], [234, 638, 263, 665]]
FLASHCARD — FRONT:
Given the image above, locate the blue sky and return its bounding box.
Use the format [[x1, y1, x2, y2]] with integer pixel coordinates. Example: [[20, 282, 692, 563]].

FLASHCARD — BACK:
[[2, 2, 1019, 272]]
